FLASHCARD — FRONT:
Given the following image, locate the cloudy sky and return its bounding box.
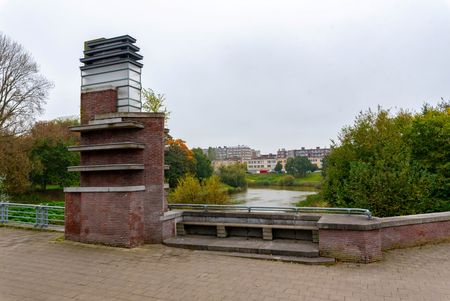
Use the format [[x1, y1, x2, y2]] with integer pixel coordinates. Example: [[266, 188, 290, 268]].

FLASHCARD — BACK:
[[1, 0, 449, 153]]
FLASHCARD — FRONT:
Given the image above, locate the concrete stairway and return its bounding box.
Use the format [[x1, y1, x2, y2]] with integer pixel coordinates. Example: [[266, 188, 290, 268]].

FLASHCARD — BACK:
[[164, 235, 334, 264], [163, 211, 335, 264]]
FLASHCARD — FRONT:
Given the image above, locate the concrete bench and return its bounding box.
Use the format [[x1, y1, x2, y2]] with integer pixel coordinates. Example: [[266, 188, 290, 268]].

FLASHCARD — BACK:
[[176, 221, 319, 242]]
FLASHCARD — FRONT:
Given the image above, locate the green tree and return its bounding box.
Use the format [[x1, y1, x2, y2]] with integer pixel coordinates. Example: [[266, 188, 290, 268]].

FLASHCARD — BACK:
[[217, 163, 247, 188], [322, 105, 449, 217], [192, 148, 213, 180], [165, 139, 195, 188], [28, 118, 80, 190], [285, 156, 313, 177], [207, 147, 217, 161], [274, 161, 283, 173], [141, 88, 170, 126]]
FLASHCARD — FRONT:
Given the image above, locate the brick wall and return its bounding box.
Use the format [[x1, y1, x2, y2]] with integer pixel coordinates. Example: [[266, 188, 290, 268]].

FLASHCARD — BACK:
[[381, 220, 450, 250], [80, 89, 117, 124], [319, 229, 382, 263], [317, 212, 450, 263]]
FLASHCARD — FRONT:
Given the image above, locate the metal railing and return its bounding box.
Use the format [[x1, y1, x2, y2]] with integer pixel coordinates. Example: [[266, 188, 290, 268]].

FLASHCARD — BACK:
[[0, 202, 65, 228], [168, 204, 372, 219]]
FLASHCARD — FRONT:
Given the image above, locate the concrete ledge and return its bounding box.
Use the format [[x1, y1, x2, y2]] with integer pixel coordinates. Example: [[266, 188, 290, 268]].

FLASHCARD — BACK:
[[68, 164, 144, 172], [64, 186, 145, 192], [181, 210, 322, 221], [69, 121, 144, 132], [96, 112, 165, 119], [317, 214, 381, 231], [380, 211, 450, 228], [88, 118, 122, 125], [68, 142, 145, 152], [160, 211, 183, 221]]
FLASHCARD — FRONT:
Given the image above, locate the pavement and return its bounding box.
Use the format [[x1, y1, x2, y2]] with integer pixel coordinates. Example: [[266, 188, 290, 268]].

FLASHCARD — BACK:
[[0, 227, 449, 301]]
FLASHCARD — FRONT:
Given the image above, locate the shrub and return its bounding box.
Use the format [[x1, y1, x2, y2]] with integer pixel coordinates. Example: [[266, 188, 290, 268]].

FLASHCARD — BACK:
[[218, 163, 247, 188], [170, 174, 229, 204], [278, 175, 295, 186], [170, 174, 201, 203], [200, 176, 229, 204]]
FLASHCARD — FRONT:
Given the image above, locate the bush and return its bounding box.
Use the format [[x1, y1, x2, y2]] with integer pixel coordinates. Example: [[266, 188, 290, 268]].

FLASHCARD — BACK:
[[278, 175, 295, 186], [170, 174, 201, 203], [201, 176, 229, 204], [170, 174, 229, 204], [218, 163, 247, 188]]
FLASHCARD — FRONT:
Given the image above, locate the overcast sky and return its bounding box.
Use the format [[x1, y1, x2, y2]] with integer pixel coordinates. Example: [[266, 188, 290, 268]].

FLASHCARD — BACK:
[[1, 0, 449, 153]]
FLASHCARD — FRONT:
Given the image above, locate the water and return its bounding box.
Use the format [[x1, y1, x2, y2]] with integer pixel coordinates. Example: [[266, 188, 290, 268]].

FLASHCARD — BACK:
[[230, 188, 317, 207]]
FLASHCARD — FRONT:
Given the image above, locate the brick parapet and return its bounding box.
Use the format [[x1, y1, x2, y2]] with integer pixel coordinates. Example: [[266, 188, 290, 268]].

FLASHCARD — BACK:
[[317, 212, 450, 263]]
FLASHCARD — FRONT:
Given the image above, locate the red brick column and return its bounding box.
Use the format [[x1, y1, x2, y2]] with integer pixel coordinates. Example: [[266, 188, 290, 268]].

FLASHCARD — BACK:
[[65, 89, 175, 247]]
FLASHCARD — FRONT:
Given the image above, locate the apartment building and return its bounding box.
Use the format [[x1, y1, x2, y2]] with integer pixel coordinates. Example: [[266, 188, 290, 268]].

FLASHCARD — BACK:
[[205, 145, 259, 161], [245, 154, 277, 174]]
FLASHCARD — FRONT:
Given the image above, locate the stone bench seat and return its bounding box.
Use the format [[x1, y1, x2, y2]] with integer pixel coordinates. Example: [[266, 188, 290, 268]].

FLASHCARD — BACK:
[[176, 221, 319, 241]]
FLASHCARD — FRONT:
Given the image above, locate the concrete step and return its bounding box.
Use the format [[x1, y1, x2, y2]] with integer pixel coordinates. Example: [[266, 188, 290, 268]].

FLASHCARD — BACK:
[[199, 251, 336, 265], [163, 235, 320, 257]]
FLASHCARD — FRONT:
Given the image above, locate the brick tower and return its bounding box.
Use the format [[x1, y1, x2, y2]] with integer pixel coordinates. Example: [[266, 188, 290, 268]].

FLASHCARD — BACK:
[[64, 35, 177, 247]]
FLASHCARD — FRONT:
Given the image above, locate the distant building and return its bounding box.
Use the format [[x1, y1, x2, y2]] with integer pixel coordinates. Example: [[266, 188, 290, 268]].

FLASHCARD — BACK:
[[204, 145, 259, 161], [245, 154, 277, 174], [278, 147, 331, 169]]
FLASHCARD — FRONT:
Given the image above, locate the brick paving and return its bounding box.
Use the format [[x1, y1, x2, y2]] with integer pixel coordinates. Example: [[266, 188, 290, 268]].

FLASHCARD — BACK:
[[0, 227, 449, 301]]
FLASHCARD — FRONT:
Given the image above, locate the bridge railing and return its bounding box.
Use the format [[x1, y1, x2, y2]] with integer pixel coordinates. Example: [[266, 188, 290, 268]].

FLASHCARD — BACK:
[[0, 202, 65, 228], [168, 204, 372, 219]]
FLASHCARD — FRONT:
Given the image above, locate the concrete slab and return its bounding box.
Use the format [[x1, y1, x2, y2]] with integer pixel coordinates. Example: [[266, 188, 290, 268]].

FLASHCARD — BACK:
[[163, 235, 320, 257]]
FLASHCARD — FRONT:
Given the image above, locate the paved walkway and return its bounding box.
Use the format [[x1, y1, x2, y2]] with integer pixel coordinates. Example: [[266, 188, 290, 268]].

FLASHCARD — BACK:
[[0, 227, 449, 301]]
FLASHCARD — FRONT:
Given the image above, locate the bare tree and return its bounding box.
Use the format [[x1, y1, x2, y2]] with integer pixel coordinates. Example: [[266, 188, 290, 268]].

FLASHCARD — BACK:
[[0, 33, 53, 135]]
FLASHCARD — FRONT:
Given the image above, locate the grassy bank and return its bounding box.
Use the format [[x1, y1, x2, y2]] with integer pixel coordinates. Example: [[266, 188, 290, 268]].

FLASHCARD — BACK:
[[246, 172, 322, 188], [295, 193, 328, 207]]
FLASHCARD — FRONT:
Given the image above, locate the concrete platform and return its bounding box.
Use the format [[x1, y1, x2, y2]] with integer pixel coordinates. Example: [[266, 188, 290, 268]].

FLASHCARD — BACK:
[[163, 235, 320, 257]]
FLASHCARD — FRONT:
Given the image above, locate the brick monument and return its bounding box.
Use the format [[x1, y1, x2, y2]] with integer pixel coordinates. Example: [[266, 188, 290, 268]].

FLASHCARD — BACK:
[[64, 35, 177, 247]]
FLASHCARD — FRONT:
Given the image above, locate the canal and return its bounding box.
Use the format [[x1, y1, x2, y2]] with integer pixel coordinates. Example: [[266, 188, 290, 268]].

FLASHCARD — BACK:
[[230, 187, 317, 207]]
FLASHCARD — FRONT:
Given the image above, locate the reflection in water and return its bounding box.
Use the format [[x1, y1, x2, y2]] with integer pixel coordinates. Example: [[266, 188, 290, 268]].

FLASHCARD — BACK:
[[230, 188, 316, 207]]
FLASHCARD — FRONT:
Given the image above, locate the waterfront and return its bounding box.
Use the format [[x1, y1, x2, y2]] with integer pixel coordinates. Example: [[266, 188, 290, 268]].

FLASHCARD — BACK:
[[230, 187, 317, 207]]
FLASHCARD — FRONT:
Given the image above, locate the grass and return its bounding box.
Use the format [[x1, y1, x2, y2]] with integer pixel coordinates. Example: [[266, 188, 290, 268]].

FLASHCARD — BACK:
[[245, 172, 322, 188], [295, 193, 329, 207]]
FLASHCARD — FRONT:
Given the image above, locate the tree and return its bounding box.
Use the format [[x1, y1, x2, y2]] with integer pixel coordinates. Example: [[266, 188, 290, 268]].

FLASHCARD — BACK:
[[207, 147, 216, 161], [322, 105, 449, 217], [274, 161, 283, 173], [165, 138, 195, 188], [217, 163, 247, 188], [192, 148, 213, 180], [0, 135, 32, 193], [28, 118, 80, 190], [285, 156, 313, 177], [141, 88, 170, 126], [0, 33, 53, 135]]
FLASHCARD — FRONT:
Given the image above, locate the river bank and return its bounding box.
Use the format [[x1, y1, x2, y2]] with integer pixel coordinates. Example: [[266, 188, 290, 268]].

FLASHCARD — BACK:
[[245, 172, 322, 188]]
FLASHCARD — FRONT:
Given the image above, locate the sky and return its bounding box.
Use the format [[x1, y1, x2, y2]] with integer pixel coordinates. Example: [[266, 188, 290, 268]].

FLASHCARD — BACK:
[[1, 0, 450, 153]]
